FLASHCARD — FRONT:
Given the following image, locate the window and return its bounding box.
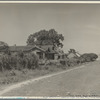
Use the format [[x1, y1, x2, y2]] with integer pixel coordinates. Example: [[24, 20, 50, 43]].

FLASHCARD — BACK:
[[37, 52, 43, 59]]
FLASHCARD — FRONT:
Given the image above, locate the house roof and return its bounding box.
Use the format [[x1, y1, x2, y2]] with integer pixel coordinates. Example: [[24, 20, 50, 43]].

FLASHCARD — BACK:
[[0, 44, 64, 55], [38, 45, 59, 54], [38, 45, 53, 50], [66, 52, 80, 58], [39, 45, 65, 55], [9, 45, 45, 52], [67, 49, 81, 57]]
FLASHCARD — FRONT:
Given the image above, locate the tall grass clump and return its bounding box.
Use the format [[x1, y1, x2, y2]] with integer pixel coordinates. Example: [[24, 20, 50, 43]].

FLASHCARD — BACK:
[[60, 57, 81, 67]]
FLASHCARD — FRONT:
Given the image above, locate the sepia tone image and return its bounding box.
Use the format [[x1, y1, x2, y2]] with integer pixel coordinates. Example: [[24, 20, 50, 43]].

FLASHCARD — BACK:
[[0, 2, 100, 97]]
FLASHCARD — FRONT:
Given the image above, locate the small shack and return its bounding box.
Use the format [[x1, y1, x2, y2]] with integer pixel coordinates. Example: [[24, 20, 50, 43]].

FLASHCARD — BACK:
[[67, 49, 81, 59]]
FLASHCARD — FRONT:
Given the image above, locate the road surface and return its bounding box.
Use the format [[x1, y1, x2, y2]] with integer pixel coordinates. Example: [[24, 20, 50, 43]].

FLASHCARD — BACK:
[[1, 61, 100, 97]]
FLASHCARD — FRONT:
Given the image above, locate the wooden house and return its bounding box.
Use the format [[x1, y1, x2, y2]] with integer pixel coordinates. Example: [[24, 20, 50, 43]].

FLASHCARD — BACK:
[[0, 44, 66, 60], [9, 45, 45, 59], [38, 45, 65, 60]]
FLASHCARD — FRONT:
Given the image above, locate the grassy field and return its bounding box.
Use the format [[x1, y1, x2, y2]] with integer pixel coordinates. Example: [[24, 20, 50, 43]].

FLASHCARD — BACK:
[[0, 58, 94, 93], [0, 51, 97, 89], [0, 63, 82, 91]]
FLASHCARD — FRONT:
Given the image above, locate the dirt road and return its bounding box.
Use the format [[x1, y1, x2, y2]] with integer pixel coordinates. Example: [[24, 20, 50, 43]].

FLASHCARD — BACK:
[[1, 61, 100, 97]]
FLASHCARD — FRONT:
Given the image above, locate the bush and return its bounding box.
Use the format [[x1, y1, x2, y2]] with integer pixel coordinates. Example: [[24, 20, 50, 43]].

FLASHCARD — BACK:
[[80, 53, 98, 62], [60, 60, 67, 66], [66, 57, 80, 66], [59, 57, 78, 67], [0, 52, 39, 71], [0, 54, 17, 71], [59, 53, 98, 67], [25, 53, 39, 69], [60, 56, 85, 67]]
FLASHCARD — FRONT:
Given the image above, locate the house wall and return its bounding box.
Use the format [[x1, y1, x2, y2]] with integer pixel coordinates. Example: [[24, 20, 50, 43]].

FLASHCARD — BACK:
[[45, 53, 55, 60], [30, 49, 45, 59], [10, 48, 45, 60], [67, 53, 77, 59], [31, 49, 42, 54], [54, 54, 59, 60], [45, 53, 64, 60]]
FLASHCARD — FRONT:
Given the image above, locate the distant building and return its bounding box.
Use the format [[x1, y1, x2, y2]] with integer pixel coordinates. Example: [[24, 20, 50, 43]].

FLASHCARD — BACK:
[[67, 49, 81, 59]]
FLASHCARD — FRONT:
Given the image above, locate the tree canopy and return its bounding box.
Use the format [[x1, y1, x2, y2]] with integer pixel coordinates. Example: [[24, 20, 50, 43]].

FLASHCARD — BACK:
[[80, 53, 98, 62], [0, 41, 9, 50], [27, 29, 64, 48]]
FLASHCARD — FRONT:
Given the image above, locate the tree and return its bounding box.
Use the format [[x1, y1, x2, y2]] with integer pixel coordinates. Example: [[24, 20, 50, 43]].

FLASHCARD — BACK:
[[27, 29, 64, 48], [80, 53, 98, 62], [0, 41, 9, 52]]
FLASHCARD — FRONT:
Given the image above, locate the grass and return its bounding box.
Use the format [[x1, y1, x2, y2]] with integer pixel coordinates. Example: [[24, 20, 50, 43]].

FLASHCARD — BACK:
[[0, 64, 65, 88], [0, 61, 92, 91]]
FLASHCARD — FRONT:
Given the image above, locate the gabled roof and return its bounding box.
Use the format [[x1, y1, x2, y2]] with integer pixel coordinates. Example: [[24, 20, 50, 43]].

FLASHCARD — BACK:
[[67, 52, 78, 56], [38, 45, 57, 53], [0, 44, 64, 54], [38, 45, 53, 50], [9, 45, 45, 52], [38, 45, 65, 54], [66, 51, 80, 58]]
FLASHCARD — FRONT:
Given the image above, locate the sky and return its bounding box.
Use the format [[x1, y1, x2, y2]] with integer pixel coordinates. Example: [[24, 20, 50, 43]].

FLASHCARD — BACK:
[[0, 3, 100, 54]]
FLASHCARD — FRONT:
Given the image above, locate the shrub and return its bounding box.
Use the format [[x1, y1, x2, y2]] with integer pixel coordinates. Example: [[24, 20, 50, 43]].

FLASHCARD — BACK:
[[59, 53, 98, 67], [60, 60, 67, 66], [80, 53, 98, 62], [0, 52, 39, 71], [60, 57, 83, 67], [0, 54, 17, 71], [17, 51, 24, 58], [25, 53, 39, 69], [66, 58, 80, 66]]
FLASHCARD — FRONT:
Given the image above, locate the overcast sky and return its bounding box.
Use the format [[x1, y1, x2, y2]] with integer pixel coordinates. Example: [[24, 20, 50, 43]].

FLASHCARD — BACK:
[[0, 3, 100, 54]]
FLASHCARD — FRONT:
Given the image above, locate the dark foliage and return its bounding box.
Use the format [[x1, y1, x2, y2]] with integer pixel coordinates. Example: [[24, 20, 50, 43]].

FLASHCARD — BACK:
[[27, 29, 64, 48], [0, 52, 39, 71], [60, 53, 98, 67], [80, 53, 98, 62]]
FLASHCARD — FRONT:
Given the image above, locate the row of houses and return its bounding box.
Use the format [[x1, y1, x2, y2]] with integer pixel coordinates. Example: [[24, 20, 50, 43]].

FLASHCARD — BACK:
[[9, 45, 66, 60], [0, 43, 81, 60]]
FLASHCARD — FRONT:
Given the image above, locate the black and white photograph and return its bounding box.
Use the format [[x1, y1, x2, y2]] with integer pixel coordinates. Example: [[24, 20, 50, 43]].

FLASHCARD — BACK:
[[0, 1, 100, 98]]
